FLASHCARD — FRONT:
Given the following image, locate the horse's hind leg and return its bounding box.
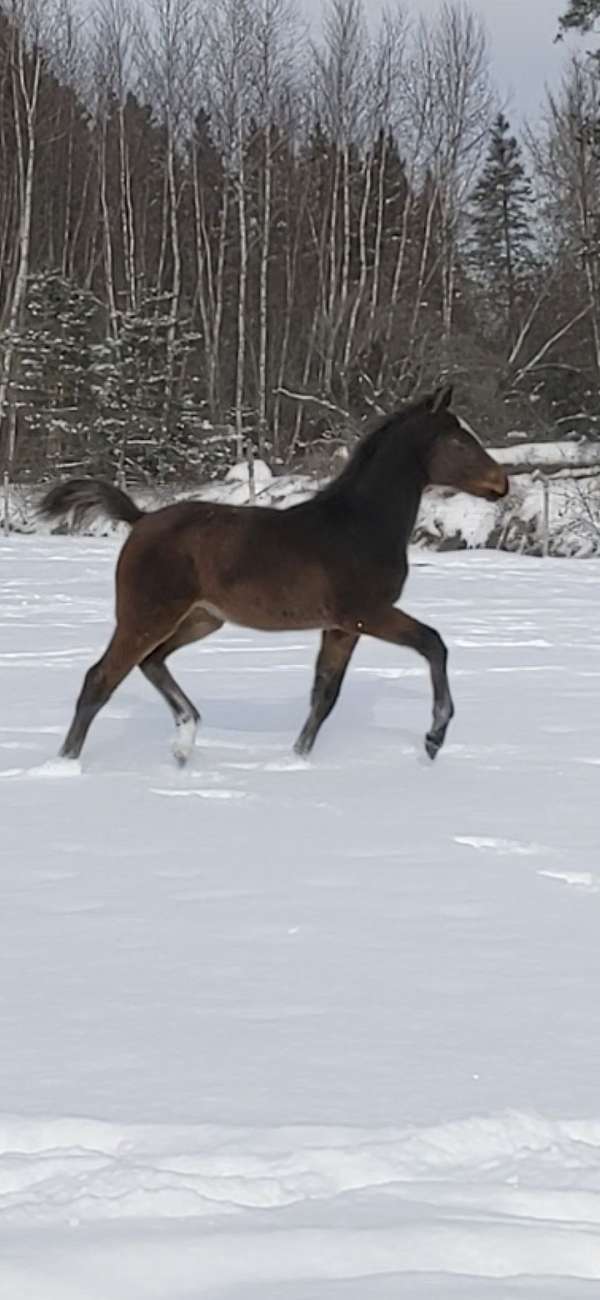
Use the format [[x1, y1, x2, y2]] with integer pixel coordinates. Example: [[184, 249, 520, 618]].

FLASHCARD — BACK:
[[344, 607, 454, 760], [140, 658, 199, 765], [294, 630, 359, 756], [60, 631, 148, 760], [60, 605, 194, 761], [139, 612, 222, 765]]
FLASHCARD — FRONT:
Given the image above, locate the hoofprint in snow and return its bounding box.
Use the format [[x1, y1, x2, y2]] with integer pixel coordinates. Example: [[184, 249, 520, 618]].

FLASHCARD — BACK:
[[1, 537, 600, 1298]]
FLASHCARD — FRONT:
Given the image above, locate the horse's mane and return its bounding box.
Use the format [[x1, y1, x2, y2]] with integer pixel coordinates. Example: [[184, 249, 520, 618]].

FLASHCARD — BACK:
[[316, 396, 433, 504]]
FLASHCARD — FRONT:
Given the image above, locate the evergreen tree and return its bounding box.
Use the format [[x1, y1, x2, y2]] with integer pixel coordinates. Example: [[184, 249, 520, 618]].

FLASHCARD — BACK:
[[12, 273, 102, 471], [468, 113, 534, 345]]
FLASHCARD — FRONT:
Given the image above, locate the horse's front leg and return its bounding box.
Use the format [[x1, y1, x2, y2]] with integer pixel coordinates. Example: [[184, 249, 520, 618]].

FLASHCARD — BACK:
[[343, 607, 454, 760], [294, 629, 359, 756]]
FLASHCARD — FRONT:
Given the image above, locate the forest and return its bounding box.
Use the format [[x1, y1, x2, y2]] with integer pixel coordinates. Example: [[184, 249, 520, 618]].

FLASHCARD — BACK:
[[1, 0, 600, 488]]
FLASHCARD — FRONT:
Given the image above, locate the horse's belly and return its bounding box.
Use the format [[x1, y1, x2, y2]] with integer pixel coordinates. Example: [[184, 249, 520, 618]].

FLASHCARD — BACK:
[[198, 587, 333, 633]]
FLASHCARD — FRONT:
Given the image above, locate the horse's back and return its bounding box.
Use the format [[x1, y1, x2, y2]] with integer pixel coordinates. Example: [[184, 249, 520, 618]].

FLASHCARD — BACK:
[[113, 493, 405, 633]]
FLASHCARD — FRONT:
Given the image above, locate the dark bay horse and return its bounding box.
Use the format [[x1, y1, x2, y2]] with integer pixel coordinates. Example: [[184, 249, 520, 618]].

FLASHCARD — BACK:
[[39, 386, 508, 767]]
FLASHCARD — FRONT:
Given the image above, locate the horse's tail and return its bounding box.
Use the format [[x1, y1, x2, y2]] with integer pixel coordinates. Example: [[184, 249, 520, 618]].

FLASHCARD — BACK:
[[38, 478, 144, 532]]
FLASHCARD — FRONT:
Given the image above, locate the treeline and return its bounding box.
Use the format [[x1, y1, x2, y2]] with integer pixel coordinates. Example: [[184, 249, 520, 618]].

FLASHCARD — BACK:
[[1, 0, 600, 487]]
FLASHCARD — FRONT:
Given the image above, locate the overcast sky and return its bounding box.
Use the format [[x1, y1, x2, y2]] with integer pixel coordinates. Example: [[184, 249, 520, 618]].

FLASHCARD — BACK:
[[303, 0, 583, 122]]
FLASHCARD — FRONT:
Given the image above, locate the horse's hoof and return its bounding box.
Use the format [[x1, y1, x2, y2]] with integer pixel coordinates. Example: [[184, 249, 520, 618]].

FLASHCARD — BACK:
[[425, 733, 441, 760], [172, 718, 197, 766]]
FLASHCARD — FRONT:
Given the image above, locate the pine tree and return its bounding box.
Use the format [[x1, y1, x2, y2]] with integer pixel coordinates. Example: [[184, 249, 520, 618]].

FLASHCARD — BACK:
[[14, 272, 102, 472], [468, 113, 534, 346]]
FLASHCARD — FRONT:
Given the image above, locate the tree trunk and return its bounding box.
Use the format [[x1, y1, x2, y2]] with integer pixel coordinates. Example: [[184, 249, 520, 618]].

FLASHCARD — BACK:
[[0, 29, 42, 525], [257, 122, 272, 459], [98, 114, 119, 341], [342, 150, 372, 396], [369, 131, 388, 334], [162, 105, 182, 432], [118, 99, 137, 313], [235, 93, 248, 450]]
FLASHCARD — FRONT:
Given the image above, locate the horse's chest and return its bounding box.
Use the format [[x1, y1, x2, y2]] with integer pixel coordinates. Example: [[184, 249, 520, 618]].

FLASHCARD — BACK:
[[333, 560, 407, 622], [362, 555, 407, 601]]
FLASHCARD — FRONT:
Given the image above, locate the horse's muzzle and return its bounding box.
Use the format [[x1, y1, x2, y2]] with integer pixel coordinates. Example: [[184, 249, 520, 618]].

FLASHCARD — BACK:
[[479, 469, 509, 501]]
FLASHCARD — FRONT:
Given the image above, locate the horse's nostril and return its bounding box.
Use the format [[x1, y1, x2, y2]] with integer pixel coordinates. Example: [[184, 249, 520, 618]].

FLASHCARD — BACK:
[[490, 473, 509, 498], [480, 475, 508, 501]]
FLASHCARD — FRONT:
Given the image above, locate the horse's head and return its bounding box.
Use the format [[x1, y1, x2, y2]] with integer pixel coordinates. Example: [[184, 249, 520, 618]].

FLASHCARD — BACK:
[[422, 385, 509, 502]]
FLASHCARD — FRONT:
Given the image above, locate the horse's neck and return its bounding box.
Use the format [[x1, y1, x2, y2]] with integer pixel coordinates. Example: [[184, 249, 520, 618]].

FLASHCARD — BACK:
[[354, 464, 424, 555], [314, 438, 426, 565]]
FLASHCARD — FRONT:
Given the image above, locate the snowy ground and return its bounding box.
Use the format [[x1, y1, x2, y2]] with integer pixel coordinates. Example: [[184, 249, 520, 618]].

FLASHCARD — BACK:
[[1, 537, 600, 1298]]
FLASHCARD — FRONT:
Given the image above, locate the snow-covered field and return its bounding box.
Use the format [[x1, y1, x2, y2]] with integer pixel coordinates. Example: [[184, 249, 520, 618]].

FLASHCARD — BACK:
[[2, 537, 600, 1298]]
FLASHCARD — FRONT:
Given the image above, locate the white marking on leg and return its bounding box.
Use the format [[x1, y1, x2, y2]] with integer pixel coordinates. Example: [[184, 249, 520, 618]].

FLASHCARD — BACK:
[[172, 717, 197, 764]]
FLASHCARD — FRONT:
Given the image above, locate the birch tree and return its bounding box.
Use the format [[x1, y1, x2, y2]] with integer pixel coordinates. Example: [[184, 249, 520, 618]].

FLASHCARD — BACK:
[[93, 0, 137, 313], [405, 2, 491, 372], [205, 0, 254, 447], [0, 1, 55, 524], [136, 0, 204, 432], [251, 0, 298, 456], [542, 59, 600, 378], [342, 6, 408, 389], [312, 0, 367, 398]]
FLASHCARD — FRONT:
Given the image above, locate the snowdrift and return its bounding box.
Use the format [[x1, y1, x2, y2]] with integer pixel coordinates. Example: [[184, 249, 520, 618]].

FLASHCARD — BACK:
[[6, 439, 600, 556]]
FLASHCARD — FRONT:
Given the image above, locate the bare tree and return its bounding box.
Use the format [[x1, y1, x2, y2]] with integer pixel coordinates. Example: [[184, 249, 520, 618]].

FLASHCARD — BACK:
[[251, 0, 299, 456], [205, 0, 255, 447], [93, 0, 138, 313], [0, 0, 52, 526], [367, 7, 408, 336], [396, 1, 491, 385], [271, 86, 307, 457], [539, 59, 600, 378], [89, 15, 119, 340], [136, 0, 204, 430], [342, 6, 408, 387], [312, 0, 367, 398], [428, 3, 491, 345]]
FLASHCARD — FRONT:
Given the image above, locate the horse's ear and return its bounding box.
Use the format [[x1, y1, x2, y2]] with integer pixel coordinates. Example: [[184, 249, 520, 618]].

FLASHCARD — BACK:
[[431, 383, 453, 412]]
